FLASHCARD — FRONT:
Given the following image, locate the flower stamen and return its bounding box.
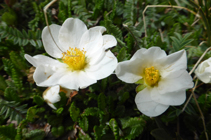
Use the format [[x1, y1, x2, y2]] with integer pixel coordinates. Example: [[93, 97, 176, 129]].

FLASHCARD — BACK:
[[62, 47, 87, 71], [144, 66, 160, 87]]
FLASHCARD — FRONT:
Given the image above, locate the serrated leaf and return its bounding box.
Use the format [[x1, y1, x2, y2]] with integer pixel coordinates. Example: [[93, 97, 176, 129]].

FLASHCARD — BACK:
[[82, 107, 102, 117], [109, 118, 119, 140], [120, 117, 146, 139], [0, 124, 17, 139], [117, 47, 128, 62], [69, 102, 80, 122], [33, 95, 44, 106], [79, 117, 89, 132], [98, 93, 106, 111], [93, 125, 104, 140]]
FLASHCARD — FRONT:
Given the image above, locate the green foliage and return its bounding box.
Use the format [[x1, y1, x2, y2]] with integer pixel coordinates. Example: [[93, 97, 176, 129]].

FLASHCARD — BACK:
[[117, 47, 130, 62], [109, 118, 119, 140], [170, 32, 194, 51], [0, 99, 27, 124], [33, 95, 44, 106], [69, 102, 80, 122], [0, 26, 42, 47], [26, 105, 45, 122], [22, 129, 45, 140], [0, 124, 17, 140]]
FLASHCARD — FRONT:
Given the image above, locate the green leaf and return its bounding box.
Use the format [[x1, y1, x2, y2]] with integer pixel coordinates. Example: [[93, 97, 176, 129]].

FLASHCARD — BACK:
[[82, 107, 103, 117], [69, 102, 80, 122], [93, 125, 104, 140], [4, 87, 21, 102], [117, 47, 128, 62], [33, 95, 44, 106], [120, 117, 146, 139], [98, 93, 106, 111], [26, 106, 45, 122], [151, 128, 173, 140], [109, 118, 119, 140], [0, 99, 27, 124], [79, 117, 89, 132], [136, 84, 146, 93], [23, 129, 45, 140], [0, 75, 7, 93], [78, 131, 92, 140], [0, 124, 17, 139], [2, 11, 17, 26]]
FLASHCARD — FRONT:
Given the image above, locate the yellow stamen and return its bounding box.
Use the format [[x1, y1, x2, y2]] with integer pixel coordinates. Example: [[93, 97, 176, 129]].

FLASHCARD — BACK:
[[62, 47, 87, 71], [144, 66, 160, 87]]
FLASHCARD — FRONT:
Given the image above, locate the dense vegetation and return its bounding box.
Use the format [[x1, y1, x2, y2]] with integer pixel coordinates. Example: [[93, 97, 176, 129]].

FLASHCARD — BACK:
[[0, 0, 211, 139]]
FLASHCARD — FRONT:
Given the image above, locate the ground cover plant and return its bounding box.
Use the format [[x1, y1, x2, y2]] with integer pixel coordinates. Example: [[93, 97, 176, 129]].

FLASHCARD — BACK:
[[0, 0, 211, 139]]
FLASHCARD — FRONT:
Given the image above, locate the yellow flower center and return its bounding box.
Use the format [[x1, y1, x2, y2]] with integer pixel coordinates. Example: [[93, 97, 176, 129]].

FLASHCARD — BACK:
[[144, 66, 160, 87], [62, 47, 87, 71]]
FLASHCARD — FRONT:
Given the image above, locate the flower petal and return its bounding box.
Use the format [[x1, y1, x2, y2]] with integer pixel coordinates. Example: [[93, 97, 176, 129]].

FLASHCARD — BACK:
[[102, 35, 117, 49], [157, 70, 193, 94], [151, 88, 186, 105], [58, 71, 97, 90], [79, 26, 105, 63], [86, 50, 118, 80], [59, 18, 87, 49], [135, 88, 169, 117], [43, 85, 61, 110], [115, 59, 142, 83], [158, 50, 187, 77], [33, 65, 65, 87], [43, 85, 61, 103], [131, 47, 167, 67], [42, 24, 64, 58], [25, 54, 65, 67]]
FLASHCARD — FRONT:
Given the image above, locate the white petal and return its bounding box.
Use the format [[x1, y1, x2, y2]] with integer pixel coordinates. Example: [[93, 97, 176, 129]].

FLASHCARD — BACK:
[[47, 103, 57, 110], [102, 35, 117, 49], [131, 47, 167, 67], [42, 24, 64, 58], [43, 85, 61, 103], [158, 50, 187, 77], [24, 54, 65, 67], [43, 85, 61, 109], [59, 18, 87, 49], [85, 50, 118, 80], [79, 26, 104, 63], [115, 59, 143, 83], [157, 70, 193, 94], [135, 88, 169, 117], [151, 88, 186, 105], [58, 71, 97, 90], [195, 58, 211, 83], [33, 65, 65, 87]]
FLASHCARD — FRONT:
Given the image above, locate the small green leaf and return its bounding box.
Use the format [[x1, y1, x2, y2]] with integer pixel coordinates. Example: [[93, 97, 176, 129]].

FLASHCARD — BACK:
[[69, 102, 80, 122], [79, 117, 89, 132], [117, 47, 128, 62], [109, 118, 119, 140], [136, 84, 146, 93], [98, 93, 106, 111], [33, 95, 44, 106]]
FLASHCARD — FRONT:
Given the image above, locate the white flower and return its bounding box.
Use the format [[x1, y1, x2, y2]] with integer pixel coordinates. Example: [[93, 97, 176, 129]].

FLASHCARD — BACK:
[[195, 57, 211, 83], [115, 47, 193, 117], [25, 18, 117, 90], [43, 85, 73, 109], [43, 85, 61, 109]]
